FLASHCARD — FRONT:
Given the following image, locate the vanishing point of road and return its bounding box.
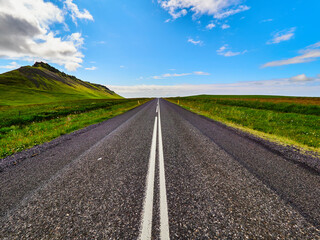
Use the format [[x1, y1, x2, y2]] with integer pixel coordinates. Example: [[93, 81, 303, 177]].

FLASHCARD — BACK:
[[0, 99, 319, 239]]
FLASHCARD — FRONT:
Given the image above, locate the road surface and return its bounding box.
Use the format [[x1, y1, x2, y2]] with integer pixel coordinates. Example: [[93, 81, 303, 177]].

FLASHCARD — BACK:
[[0, 99, 319, 239]]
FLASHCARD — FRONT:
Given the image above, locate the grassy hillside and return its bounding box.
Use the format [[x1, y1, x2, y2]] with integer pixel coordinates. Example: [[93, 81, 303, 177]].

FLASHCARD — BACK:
[[0, 62, 122, 106], [167, 95, 320, 153]]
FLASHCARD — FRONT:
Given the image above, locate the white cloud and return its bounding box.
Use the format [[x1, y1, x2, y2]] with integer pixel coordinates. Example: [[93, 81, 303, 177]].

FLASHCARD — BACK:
[[120, 65, 125, 68], [206, 23, 216, 29], [194, 71, 210, 75], [172, 9, 188, 19], [0, 0, 92, 71], [308, 42, 320, 49], [152, 71, 210, 79], [0, 61, 20, 69], [223, 51, 241, 57], [85, 66, 97, 70], [188, 38, 203, 45], [64, 0, 94, 24], [217, 44, 246, 57], [289, 74, 312, 82], [263, 42, 320, 67], [221, 24, 230, 29], [267, 27, 296, 44], [158, 0, 250, 20], [261, 19, 273, 23], [110, 75, 320, 98], [214, 5, 250, 19], [67, 32, 84, 47], [153, 73, 192, 79], [94, 41, 106, 45], [217, 45, 227, 52]]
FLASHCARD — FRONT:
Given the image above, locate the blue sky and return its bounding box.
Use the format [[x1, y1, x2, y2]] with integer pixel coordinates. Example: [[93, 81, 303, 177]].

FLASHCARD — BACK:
[[0, 0, 320, 97]]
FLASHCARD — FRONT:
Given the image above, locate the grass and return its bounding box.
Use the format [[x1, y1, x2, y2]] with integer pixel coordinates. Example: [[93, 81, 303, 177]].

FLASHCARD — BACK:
[[187, 94, 320, 106], [0, 99, 138, 128], [167, 95, 320, 154], [0, 98, 151, 158]]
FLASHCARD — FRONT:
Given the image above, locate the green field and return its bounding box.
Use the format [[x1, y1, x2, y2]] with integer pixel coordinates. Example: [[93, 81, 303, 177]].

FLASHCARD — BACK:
[[167, 95, 320, 153], [0, 99, 150, 158]]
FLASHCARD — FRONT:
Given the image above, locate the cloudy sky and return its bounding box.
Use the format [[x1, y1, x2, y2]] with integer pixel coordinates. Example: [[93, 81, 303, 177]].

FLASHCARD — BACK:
[[0, 0, 320, 97]]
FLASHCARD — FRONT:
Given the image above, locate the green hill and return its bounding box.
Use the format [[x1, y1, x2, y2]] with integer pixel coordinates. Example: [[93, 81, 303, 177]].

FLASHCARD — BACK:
[[0, 62, 122, 106]]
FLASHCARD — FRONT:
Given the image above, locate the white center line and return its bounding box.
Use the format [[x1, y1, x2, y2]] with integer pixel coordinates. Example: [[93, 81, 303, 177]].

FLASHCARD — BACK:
[[156, 99, 159, 113], [140, 99, 170, 240], [140, 115, 158, 240], [158, 100, 170, 240]]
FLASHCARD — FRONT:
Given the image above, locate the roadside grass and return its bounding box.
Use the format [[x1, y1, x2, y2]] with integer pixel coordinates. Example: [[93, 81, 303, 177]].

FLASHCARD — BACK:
[[187, 95, 320, 106], [0, 99, 138, 128], [0, 99, 150, 158], [196, 99, 320, 116], [167, 96, 320, 154]]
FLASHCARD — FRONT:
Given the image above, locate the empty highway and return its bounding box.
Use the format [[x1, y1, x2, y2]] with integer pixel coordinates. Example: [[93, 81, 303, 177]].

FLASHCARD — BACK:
[[0, 99, 319, 239]]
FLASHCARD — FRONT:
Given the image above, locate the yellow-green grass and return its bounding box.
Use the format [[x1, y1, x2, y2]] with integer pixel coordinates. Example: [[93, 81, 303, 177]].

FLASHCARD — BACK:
[[0, 99, 151, 158], [185, 94, 320, 106], [0, 99, 138, 128], [167, 97, 320, 154]]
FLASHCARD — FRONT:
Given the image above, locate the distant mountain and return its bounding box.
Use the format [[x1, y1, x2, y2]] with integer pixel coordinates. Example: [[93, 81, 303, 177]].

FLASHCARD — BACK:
[[0, 62, 122, 106]]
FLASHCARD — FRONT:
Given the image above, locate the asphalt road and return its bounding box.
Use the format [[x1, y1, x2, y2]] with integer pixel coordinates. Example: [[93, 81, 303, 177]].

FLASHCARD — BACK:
[[0, 99, 319, 239]]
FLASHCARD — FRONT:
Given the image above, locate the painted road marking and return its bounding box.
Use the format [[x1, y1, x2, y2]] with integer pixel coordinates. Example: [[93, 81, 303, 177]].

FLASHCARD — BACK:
[[140, 115, 158, 240], [158, 100, 170, 240], [140, 99, 170, 240], [156, 99, 159, 113]]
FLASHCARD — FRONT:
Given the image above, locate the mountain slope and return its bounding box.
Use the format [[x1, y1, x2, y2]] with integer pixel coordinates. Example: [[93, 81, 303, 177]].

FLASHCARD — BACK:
[[0, 62, 122, 106]]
